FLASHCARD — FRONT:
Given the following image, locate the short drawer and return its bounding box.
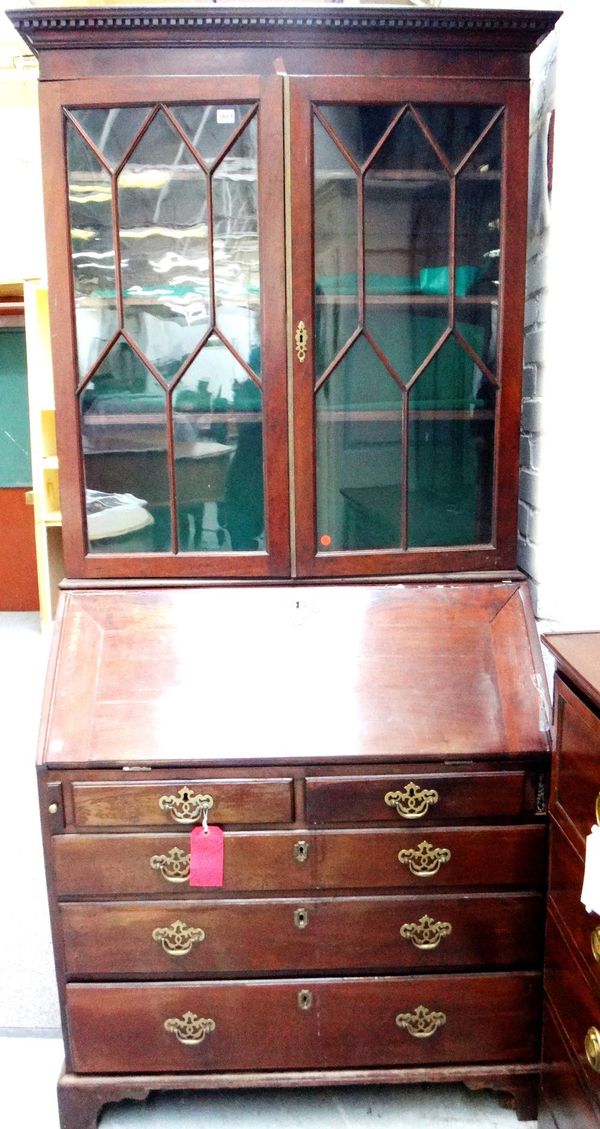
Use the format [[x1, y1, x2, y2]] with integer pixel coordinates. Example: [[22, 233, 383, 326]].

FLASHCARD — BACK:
[[69, 778, 294, 828], [66, 972, 541, 1074], [553, 678, 600, 846], [549, 822, 600, 991], [306, 769, 544, 825], [52, 826, 546, 897], [60, 891, 544, 978], [545, 909, 600, 1101]]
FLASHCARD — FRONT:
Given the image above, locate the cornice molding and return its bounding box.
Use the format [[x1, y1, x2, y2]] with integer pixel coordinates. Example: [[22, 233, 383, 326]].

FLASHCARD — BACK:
[[8, 6, 561, 56]]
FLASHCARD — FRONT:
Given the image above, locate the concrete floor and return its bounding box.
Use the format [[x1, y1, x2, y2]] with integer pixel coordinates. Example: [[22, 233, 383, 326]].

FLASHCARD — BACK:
[[0, 612, 538, 1127]]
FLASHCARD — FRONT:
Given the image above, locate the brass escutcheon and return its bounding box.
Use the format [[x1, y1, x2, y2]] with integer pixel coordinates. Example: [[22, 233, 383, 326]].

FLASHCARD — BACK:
[[150, 846, 191, 883], [298, 989, 313, 1011], [396, 1004, 447, 1038], [294, 840, 309, 863], [152, 920, 205, 956], [400, 915, 452, 950], [592, 927, 600, 964], [295, 320, 308, 363], [164, 1011, 216, 1046], [398, 840, 451, 878], [294, 908, 309, 929], [385, 783, 439, 820], [585, 1026, 600, 1072], [159, 787, 214, 825]]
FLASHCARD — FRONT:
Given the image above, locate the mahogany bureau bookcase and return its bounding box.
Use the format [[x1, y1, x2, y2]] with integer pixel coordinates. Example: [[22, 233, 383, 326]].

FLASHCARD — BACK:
[[8, 6, 560, 1128]]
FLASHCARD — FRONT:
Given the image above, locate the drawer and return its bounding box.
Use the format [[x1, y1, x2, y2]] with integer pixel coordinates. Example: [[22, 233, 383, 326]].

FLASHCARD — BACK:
[[545, 909, 600, 1102], [60, 891, 544, 978], [52, 826, 546, 897], [540, 1000, 600, 1128], [66, 972, 541, 1074], [549, 822, 600, 990], [554, 678, 600, 846], [306, 769, 543, 825], [69, 778, 294, 828]]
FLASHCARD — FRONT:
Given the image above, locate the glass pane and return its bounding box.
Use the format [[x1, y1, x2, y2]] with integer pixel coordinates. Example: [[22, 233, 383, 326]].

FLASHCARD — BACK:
[[213, 117, 261, 372], [174, 337, 264, 552], [67, 121, 118, 380], [365, 110, 450, 373], [456, 299, 498, 375], [412, 104, 498, 168], [316, 336, 402, 551], [318, 104, 397, 167], [314, 117, 359, 378], [118, 109, 210, 381], [456, 120, 502, 298], [80, 339, 171, 552], [408, 336, 495, 547], [171, 103, 253, 165], [70, 106, 152, 170]]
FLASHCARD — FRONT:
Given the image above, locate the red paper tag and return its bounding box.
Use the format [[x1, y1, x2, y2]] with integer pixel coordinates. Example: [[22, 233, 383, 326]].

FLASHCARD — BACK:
[[189, 825, 224, 887]]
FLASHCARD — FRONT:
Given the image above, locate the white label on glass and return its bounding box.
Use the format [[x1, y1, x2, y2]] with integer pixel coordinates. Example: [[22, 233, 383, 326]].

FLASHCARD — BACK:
[[217, 108, 236, 125]]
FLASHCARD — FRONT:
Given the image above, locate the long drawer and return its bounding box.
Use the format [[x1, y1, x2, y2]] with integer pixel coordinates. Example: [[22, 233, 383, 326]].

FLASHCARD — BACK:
[[69, 778, 294, 828], [66, 972, 541, 1074], [544, 910, 600, 1103], [52, 826, 546, 896], [60, 891, 544, 977], [305, 769, 542, 825], [549, 822, 600, 991], [540, 1001, 600, 1128]]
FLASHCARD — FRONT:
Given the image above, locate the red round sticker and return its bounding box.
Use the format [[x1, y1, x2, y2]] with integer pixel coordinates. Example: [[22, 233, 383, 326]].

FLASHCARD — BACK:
[[320, 534, 332, 547]]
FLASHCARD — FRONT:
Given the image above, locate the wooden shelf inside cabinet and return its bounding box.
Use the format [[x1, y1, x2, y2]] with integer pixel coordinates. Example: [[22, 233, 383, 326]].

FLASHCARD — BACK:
[[24, 280, 64, 630]]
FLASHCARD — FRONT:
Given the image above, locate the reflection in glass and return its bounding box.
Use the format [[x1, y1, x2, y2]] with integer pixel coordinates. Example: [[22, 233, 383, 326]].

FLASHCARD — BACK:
[[408, 335, 495, 547], [314, 118, 359, 378], [412, 105, 498, 168], [316, 336, 402, 551], [318, 104, 397, 166], [171, 103, 253, 165], [456, 120, 502, 298], [80, 339, 171, 552], [118, 109, 210, 380], [174, 338, 264, 552], [365, 110, 449, 373], [212, 117, 261, 371], [67, 121, 118, 380], [70, 107, 152, 170], [456, 300, 498, 375]]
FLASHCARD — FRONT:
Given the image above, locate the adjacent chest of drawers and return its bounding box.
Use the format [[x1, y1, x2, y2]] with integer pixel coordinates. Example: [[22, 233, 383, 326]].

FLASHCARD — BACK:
[[540, 633, 600, 1128], [37, 583, 549, 1128]]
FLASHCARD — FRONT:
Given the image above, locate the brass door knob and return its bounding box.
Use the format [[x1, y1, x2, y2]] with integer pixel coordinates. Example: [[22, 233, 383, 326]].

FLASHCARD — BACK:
[[591, 927, 600, 963], [585, 1026, 600, 1072]]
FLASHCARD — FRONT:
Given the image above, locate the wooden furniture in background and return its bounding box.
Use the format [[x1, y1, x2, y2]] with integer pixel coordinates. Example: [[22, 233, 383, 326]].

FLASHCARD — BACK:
[[540, 633, 600, 1127], [23, 279, 63, 627]]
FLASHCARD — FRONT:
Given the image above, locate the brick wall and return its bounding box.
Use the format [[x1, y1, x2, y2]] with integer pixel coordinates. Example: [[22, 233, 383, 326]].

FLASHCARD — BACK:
[[517, 32, 557, 614]]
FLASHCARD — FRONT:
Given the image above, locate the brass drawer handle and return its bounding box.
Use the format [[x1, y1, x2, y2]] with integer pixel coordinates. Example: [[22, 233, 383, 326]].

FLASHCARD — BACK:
[[585, 1026, 600, 1072], [385, 783, 439, 820], [294, 840, 309, 862], [152, 919, 205, 956], [596, 793, 600, 827], [150, 847, 190, 883], [591, 927, 600, 963], [396, 1004, 446, 1038], [400, 915, 452, 950], [164, 1011, 215, 1045], [159, 787, 214, 825], [398, 840, 451, 878]]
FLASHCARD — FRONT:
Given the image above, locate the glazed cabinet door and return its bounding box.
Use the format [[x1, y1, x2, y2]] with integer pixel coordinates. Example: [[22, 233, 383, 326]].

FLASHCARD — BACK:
[[41, 76, 289, 578], [289, 77, 529, 578]]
